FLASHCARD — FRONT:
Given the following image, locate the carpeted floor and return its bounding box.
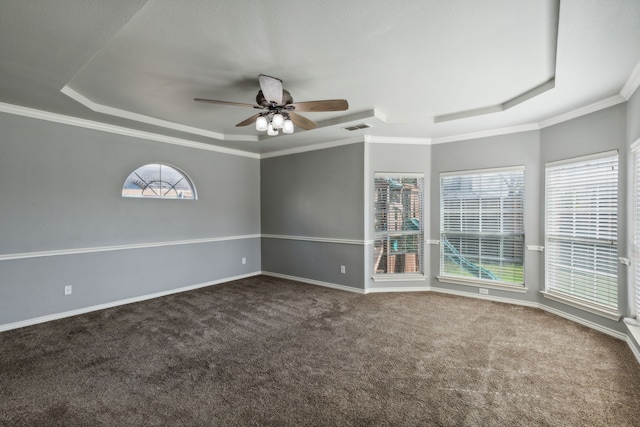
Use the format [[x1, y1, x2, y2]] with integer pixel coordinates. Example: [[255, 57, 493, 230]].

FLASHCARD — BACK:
[[1, 275, 639, 426]]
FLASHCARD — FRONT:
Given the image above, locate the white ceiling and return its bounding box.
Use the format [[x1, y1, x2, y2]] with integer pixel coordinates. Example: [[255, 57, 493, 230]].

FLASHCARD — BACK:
[[1, 0, 639, 154]]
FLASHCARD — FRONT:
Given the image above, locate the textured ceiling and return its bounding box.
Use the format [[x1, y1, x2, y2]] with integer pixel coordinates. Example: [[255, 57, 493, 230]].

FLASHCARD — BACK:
[[1, 0, 639, 154]]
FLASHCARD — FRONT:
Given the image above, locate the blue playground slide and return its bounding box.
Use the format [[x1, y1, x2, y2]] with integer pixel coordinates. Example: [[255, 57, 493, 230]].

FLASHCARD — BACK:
[[442, 239, 498, 281]]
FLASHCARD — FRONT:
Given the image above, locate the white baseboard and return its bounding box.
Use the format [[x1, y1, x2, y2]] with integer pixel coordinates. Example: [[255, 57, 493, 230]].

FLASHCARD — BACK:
[[624, 320, 640, 364], [366, 286, 431, 293], [3, 271, 637, 365], [260, 271, 365, 294], [0, 271, 262, 333], [539, 304, 627, 341], [430, 286, 540, 308], [431, 285, 626, 341], [262, 274, 633, 350], [626, 337, 640, 365]]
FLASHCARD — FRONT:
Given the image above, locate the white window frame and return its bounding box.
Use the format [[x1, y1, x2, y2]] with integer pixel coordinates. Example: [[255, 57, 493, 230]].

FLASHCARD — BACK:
[[438, 166, 525, 290], [632, 140, 640, 321], [122, 163, 197, 200], [543, 150, 619, 319], [373, 173, 424, 278]]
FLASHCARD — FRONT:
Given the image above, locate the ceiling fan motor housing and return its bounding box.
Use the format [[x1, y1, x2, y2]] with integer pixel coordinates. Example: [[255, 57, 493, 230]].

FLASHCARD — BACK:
[[256, 89, 293, 107]]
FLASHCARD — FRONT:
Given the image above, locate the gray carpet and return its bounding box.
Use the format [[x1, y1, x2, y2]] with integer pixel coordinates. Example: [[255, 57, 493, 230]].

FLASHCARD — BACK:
[[1, 275, 639, 426]]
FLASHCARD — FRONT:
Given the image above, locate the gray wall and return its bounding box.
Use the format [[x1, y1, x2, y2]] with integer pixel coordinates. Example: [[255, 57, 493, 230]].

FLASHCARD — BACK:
[[261, 143, 365, 288], [0, 112, 261, 326], [628, 87, 640, 145], [424, 105, 629, 334], [261, 143, 364, 240], [540, 103, 628, 333], [429, 131, 542, 302], [1, 92, 638, 344]]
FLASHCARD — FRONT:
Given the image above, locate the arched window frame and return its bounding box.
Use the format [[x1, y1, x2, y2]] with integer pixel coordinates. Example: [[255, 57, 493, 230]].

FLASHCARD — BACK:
[[122, 163, 197, 200]]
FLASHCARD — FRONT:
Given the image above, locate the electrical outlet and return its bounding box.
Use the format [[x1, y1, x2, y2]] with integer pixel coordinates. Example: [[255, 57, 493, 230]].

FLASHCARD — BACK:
[[340, 265, 346, 274], [242, 257, 247, 265], [64, 285, 72, 296], [479, 288, 489, 295]]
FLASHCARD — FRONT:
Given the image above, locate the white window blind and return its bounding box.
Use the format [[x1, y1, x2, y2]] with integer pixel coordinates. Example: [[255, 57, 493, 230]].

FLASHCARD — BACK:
[[440, 167, 525, 285], [633, 143, 640, 319], [545, 151, 618, 311], [374, 174, 424, 275]]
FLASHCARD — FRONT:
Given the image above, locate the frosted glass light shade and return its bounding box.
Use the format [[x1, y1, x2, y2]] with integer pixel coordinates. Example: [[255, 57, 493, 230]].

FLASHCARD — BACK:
[[267, 123, 279, 136], [272, 113, 285, 129], [283, 119, 294, 134], [256, 116, 268, 131]]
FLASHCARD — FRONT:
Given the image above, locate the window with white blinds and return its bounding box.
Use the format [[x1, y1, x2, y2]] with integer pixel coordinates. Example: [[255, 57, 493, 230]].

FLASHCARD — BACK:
[[374, 174, 424, 275], [440, 167, 525, 285], [545, 151, 618, 312], [632, 143, 640, 319]]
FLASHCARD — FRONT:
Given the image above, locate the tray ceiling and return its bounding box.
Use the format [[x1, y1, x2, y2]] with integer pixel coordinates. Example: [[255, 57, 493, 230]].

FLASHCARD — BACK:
[[1, 0, 639, 154]]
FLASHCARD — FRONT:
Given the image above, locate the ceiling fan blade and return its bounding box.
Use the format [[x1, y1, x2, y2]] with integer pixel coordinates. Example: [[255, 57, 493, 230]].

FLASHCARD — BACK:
[[235, 114, 261, 127], [289, 112, 318, 130], [258, 74, 283, 105], [194, 98, 256, 108], [290, 99, 349, 112]]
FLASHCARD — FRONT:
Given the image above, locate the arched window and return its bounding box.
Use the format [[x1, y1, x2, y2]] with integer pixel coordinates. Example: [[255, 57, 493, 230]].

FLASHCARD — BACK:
[[122, 163, 196, 199]]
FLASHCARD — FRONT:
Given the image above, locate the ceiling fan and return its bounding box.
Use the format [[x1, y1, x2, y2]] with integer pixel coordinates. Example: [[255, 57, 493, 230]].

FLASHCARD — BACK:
[[195, 74, 348, 136]]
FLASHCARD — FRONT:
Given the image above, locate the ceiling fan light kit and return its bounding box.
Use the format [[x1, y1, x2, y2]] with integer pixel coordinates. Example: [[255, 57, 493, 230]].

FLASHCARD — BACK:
[[256, 115, 269, 131], [256, 111, 295, 134], [271, 112, 284, 128], [282, 118, 294, 134], [195, 74, 348, 137]]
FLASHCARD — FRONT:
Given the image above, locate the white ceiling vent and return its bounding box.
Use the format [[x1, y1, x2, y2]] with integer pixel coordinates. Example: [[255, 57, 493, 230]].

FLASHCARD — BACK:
[[344, 123, 372, 131]]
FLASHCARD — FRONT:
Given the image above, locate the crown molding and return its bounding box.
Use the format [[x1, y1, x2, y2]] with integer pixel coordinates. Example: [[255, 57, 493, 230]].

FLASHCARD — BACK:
[[620, 59, 640, 100], [431, 92, 629, 145], [0, 102, 260, 159], [365, 135, 432, 145], [61, 85, 256, 142], [4, 55, 640, 158], [429, 58, 640, 145], [537, 94, 626, 129], [314, 109, 379, 131], [259, 136, 364, 159], [433, 0, 559, 125], [431, 123, 541, 145], [434, 79, 556, 124]]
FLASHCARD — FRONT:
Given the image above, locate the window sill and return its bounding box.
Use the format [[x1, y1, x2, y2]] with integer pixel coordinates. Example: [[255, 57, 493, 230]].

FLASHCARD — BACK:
[[540, 291, 621, 321], [436, 276, 527, 293], [624, 318, 640, 344], [372, 274, 427, 282]]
